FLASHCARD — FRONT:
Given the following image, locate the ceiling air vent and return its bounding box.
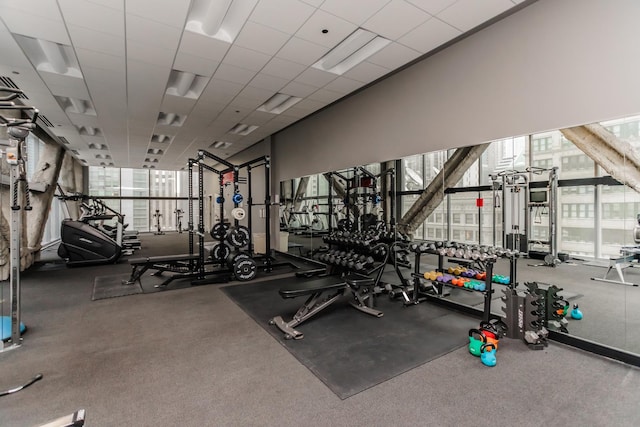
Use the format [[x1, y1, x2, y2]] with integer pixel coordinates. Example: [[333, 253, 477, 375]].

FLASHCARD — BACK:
[[38, 115, 54, 127], [0, 76, 28, 99], [58, 136, 70, 145], [209, 141, 231, 149], [71, 150, 79, 155]]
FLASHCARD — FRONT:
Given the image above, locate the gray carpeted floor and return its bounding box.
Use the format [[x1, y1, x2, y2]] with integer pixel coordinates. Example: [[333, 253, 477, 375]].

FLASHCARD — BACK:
[[1, 233, 640, 426]]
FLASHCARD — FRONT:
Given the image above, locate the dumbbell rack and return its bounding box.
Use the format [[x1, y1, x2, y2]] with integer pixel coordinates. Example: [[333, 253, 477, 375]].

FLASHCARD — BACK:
[[403, 243, 520, 323]]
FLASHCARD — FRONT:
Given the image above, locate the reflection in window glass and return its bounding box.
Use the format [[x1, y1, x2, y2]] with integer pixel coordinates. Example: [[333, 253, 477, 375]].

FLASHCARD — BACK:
[[150, 170, 177, 232]]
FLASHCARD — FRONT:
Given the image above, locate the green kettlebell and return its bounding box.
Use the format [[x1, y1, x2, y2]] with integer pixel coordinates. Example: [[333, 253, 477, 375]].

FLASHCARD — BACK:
[[468, 329, 486, 357]]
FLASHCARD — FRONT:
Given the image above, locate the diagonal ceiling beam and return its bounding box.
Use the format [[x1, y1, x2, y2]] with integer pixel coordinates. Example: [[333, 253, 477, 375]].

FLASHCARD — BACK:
[[560, 124, 640, 193], [398, 143, 490, 236]]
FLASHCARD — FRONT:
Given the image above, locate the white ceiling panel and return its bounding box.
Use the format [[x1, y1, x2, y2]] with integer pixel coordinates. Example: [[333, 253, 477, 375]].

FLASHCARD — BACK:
[[243, 110, 278, 126], [261, 57, 307, 80], [223, 45, 272, 72], [178, 30, 230, 62], [406, 0, 458, 15], [66, 25, 125, 57], [234, 21, 291, 56], [398, 17, 461, 53], [295, 9, 356, 48], [323, 76, 366, 93], [300, 0, 325, 6], [161, 95, 199, 115], [76, 48, 125, 72], [366, 42, 422, 70], [320, 0, 392, 26], [126, 0, 191, 29], [58, 0, 124, 37], [343, 61, 390, 83], [248, 73, 290, 92], [174, 51, 220, 77], [249, 0, 316, 35], [86, 0, 124, 11], [437, 0, 514, 32], [237, 85, 274, 102], [229, 96, 264, 110], [213, 63, 258, 85], [0, 8, 70, 45], [306, 88, 343, 103], [126, 41, 175, 67], [363, 0, 432, 40], [276, 37, 330, 66], [294, 67, 337, 88], [126, 15, 182, 49], [281, 80, 318, 97]]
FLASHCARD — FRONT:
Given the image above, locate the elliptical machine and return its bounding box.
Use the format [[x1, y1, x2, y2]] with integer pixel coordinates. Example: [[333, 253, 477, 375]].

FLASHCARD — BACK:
[[56, 189, 122, 266]]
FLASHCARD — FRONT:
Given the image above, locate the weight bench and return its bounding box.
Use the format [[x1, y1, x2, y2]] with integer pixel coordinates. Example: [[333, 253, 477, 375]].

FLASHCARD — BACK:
[[269, 273, 383, 340], [123, 254, 200, 287]]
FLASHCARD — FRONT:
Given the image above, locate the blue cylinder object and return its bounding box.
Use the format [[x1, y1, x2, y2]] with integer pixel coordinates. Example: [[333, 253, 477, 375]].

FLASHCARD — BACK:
[[232, 193, 243, 204]]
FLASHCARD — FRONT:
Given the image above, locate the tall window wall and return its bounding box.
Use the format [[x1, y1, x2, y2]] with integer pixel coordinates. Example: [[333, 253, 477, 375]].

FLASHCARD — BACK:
[[400, 115, 640, 259]]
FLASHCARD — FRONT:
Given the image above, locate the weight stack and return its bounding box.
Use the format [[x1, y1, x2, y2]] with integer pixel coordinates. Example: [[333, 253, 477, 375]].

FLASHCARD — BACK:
[[501, 288, 524, 339], [523, 292, 543, 334]]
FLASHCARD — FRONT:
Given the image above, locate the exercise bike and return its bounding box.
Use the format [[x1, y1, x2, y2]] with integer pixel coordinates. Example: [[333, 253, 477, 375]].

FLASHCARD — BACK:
[[153, 209, 165, 235]]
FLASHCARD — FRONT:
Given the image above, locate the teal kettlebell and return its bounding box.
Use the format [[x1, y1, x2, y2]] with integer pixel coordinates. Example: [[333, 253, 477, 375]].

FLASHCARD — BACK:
[[468, 329, 486, 357], [571, 304, 583, 320], [480, 343, 497, 367]]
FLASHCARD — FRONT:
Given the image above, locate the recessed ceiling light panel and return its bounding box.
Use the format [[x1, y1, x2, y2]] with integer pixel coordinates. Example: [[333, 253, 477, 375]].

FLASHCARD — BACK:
[[165, 69, 208, 99], [14, 35, 83, 78], [312, 28, 391, 75], [257, 93, 302, 114], [186, 0, 258, 43]]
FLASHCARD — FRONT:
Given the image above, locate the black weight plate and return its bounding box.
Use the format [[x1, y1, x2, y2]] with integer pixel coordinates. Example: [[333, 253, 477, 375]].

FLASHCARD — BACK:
[[227, 251, 250, 268], [234, 257, 257, 282], [227, 225, 251, 248], [337, 219, 353, 232], [210, 243, 231, 261], [210, 222, 230, 240]]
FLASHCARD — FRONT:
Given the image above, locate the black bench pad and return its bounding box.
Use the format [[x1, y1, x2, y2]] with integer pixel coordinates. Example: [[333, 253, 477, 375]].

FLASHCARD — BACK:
[[279, 277, 346, 298], [128, 254, 199, 265], [344, 273, 374, 287]]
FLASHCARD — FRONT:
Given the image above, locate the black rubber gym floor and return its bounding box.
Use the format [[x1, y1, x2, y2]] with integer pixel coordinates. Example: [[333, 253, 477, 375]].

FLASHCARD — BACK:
[[222, 277, 476, 399]]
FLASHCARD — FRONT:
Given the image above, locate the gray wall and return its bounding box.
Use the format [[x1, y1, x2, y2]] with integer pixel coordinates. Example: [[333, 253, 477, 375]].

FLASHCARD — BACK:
[[272, 0, 640, 183]]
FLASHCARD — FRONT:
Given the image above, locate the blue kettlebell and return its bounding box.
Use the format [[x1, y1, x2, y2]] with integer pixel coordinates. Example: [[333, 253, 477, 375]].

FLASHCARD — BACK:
[[480, 343, 497, 367], [571, 304, 583, 320]]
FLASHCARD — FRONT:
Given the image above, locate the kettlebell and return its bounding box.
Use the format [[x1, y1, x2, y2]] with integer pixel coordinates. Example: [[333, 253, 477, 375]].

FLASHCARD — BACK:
[[571, 304, 583, 320], [468, 329, 486, 357], [479, 321, 499, 350], [480, 343, 497, 367]]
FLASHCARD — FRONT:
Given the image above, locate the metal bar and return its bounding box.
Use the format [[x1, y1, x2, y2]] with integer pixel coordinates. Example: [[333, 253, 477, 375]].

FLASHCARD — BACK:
[[188, 160, 194, 268], [198, 149, 234, 168], [265, 157, 272, 269], [247, 164, 253, 255], [198, 162, 205, 278], [548, 330, 640, 368]]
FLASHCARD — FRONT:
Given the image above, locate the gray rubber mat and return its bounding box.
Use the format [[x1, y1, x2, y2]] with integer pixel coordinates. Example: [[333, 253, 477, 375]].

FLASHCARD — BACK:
[[222, 277, 476, 399], [92, 274, 143, 300]]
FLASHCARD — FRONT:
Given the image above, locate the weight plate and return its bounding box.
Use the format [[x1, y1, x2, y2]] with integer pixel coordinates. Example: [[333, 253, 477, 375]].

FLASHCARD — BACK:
[[210, 243, 231, 261], [234, 257, 257, 282], [337, 218, 353, 232], [227, 251, 250, 269], [210, 222, 229, 240], [231, 207, 246, 220], [226, 225, 251, 248]]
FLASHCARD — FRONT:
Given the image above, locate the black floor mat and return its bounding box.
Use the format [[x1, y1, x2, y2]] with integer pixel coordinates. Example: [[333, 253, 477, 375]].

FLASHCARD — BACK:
[[222, 278, 477, 399], [92, 274, 143, 300]]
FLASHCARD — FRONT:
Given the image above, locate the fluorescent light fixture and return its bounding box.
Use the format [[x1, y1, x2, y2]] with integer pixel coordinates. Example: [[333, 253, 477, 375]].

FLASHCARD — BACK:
[[54, 96, 96, 115], [144, 158, 159, 163], [151, 134, 173, 143], [312, 28, 391, 75], [95, 154, 112, 160], [99, 162, 114, 167], [257, 93, 302, 114], [143, 164, 156, 169], [165, 70, 208, 99], [13, 35, 82, 78], [147, 148, 164, 155], [88, 143, 108, 150], [186, 0, 258, 43], [209, 141, 232, 149], [228, 123, 258, 136], [76, 126, 102, 136], [157, 112, 185, 126]]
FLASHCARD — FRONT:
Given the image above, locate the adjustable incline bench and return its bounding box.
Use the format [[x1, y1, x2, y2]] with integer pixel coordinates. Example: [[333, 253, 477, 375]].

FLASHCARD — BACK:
[[270, 242, 389, 340], [123, 254, 200, 288]]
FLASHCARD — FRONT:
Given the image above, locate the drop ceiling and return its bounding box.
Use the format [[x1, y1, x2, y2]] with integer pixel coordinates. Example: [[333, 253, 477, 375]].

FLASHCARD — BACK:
[[0, 0, 526, 170]]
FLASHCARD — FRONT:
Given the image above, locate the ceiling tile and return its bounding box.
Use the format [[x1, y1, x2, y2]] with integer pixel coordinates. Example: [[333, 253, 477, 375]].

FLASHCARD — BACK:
[[295, 9, 357, 48], [323, 76, 365, 93], [86, 0, 124, 11], [437, 0, 514, 32], [320, 0, 392, 26], [366, 42, 422, 70], [307, 88, 344, 103], [126, 41, 175, 67], [243, 110, 278, 125], [343, 61, 390, 83], [276, 37, 330, 66], [222, 45, 272, 72], [161, 95, 198, 115], [126, 0, 191, 29], [178, 30, 230, 62], [126, 15, 182, 49], [363, 0, 431, 40], [405, 0, 458, 15], [0, 0, 64, 21], [234, 21, 291, 56], [174, 51, 220, 77], [281, 80, 318, 97], [213, 63, 258, 85], [58, 0, 124, 37], [248, 73, 290, 91], [66, 25, 125, 57], [249, 0, 316, 34], [237, 85, 274, 102], [398, 17, 460, 53], [228, 95, 264, 110], [0, 8, 70, 44], [76, 48, 125, 72], [261, 57, 307, 80], [294, 67, 337, 88]]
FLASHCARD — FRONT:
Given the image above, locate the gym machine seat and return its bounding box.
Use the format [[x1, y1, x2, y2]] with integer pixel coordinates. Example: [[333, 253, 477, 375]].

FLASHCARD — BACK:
[[270, 273, 381, 340]]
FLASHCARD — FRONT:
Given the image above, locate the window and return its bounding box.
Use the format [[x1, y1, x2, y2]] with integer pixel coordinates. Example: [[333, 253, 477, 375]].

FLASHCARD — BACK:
[[452, 213, 461, 224]]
